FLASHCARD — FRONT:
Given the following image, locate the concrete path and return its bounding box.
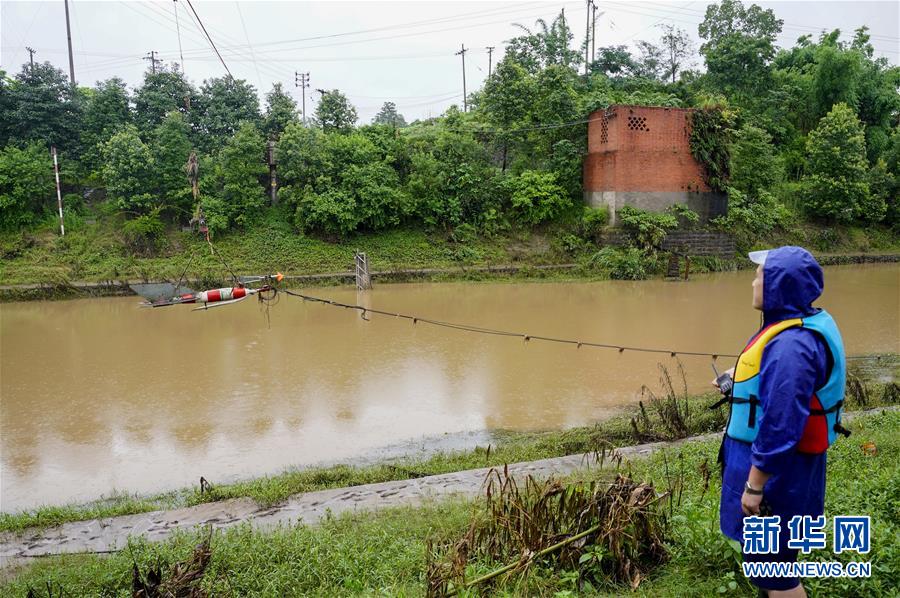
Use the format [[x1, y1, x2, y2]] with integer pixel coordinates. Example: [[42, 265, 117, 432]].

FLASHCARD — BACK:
[[0, 433, 719, 567]]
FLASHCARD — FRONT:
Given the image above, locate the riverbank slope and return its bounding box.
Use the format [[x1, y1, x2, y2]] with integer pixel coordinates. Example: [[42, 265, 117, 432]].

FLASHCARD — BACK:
[[2, 407, 897, 596], [2, 212, 898, 301]]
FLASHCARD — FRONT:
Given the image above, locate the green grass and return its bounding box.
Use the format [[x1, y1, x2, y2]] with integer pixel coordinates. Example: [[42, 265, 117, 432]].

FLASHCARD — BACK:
[[3, 409, 897, 596]]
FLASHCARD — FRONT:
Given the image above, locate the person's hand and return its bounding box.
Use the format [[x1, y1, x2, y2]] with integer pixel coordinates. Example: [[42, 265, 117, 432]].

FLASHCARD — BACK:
[[741, 489, 763, 516], [711, 367, 735, 389]]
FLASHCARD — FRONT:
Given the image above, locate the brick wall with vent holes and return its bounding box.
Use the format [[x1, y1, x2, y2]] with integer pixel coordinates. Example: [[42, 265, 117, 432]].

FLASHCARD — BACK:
[[584, 105, 710, 194]]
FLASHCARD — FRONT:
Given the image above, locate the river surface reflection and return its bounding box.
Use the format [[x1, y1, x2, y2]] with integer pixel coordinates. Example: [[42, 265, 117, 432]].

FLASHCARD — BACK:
[[1, 264, 897, 510]]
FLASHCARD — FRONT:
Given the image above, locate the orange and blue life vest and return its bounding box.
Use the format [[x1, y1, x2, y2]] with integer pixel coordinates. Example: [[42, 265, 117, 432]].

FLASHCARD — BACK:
[[722, 309, 848, 454]]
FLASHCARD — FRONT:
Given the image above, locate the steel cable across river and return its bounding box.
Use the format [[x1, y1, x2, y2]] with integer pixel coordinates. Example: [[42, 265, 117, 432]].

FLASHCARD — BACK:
[[1, 264, 897, 511]]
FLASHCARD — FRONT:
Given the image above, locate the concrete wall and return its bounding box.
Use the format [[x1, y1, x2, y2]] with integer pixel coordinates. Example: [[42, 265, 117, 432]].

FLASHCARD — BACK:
[[585, 190, 728, 225], [583, 105, 726, 224]]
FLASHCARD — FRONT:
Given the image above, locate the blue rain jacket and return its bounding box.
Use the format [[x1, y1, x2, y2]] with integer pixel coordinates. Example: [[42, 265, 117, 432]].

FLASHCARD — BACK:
[[719, 247, 831, 542]]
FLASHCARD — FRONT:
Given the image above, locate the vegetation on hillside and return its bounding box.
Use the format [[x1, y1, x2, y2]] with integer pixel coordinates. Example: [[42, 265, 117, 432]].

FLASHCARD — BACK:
[[1, 0, 897, 269]]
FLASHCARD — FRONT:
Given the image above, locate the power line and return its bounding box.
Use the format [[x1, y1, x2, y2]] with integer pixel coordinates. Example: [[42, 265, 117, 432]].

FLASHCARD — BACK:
[[234, 1, 263, 90], [183, 0, 234, 79], [173, 4, 582, 59], [183, 1, 559, 53], [172, 0, 186, 73]]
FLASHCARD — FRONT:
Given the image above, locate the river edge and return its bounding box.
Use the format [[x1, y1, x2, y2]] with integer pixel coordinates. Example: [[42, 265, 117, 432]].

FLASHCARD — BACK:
[[2, 382, 897, 536], [1, 406, 897, 598], [2, 252, 899, 302], [5, 405, 895, 563]]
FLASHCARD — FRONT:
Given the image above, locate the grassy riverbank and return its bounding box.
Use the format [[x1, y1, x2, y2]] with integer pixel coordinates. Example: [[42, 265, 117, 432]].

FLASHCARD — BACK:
[[3, 408, 897, 596], [1, 207, 898, 292], [2, 364, 897, 535]]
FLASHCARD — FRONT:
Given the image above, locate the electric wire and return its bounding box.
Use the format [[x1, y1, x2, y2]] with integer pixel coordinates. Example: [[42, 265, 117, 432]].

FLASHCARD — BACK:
[[234, 1, 263, 90], [173, 0, 187, 73], [184, 0, 234, 79]]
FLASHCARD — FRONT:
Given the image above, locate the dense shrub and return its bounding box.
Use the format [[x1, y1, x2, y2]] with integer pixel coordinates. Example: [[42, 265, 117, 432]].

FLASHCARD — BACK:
[[590, 246, 650, 279], [578, 206, 609, 243], [0, 142, 55, 229], [506, 170, 570, 225], [617, 205, 679, 251]]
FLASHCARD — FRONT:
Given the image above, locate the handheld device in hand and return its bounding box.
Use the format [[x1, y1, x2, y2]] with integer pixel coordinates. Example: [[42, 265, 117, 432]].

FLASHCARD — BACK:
[[711, 363, 734, 396]]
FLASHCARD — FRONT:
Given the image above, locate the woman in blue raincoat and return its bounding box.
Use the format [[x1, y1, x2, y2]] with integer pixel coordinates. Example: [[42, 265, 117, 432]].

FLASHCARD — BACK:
[[716, 246, 847, 597]]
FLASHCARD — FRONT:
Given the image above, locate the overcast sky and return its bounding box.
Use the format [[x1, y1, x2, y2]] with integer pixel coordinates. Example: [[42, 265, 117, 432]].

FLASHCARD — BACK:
[[1, 0, 897, 123]]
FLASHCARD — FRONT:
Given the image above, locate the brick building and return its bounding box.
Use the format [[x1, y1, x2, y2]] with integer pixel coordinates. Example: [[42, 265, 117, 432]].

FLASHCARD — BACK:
[[583, 105, 727, 225]]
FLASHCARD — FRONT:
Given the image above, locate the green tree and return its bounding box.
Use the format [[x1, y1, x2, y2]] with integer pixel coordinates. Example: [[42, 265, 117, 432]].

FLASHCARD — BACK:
[[506, 11, 581, 74], [277, 122, 327, 192], [100, 125, 155, 213], [658, 25, 696, 83], [883, 128, 900, 225], [405, 128, 501, 228], [80, 78, 131, 179], [848, 28, 900, 162], [0, 69, 15, 147], [868, 159, 895, 226], [479, 57, 536, 170], [809, 30, 863, 120], [0, 142, 55, 229], [9, 61, 82, 152], [800, 103, 876, 223], [204, 122, 267, 230], [287, 131, 410, 235], [528, 65, 580, 162], [152, 111, 193, 216], [592, 46, 639, 78], [634, 40, 665, 80], [315, 90, 357, 133], [193, 77, 262, 152], [372, 102, 407, 128], [729, 123, 781, 197], [262, 82, 299, 140], [698, 0, 783, 99], [133, 65, 195, 136]]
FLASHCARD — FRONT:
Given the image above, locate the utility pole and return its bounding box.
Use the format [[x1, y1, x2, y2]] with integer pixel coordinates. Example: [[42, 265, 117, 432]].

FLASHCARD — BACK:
[[266, 140, 277, 206], [295, 71, 309, 124], [591, 3, 598, 69], [26, 47, 36, 74], [63, 0, 76, 85], [455, 44, 468, 112], [144, 51, 161, 74], [486, 46, 495, 78], [51, 147, 65, 236], [584, 0, 592, 76]]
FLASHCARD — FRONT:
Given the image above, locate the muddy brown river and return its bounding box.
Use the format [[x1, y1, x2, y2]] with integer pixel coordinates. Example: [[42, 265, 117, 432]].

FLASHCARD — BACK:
[[1, 264, 898, 511]]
